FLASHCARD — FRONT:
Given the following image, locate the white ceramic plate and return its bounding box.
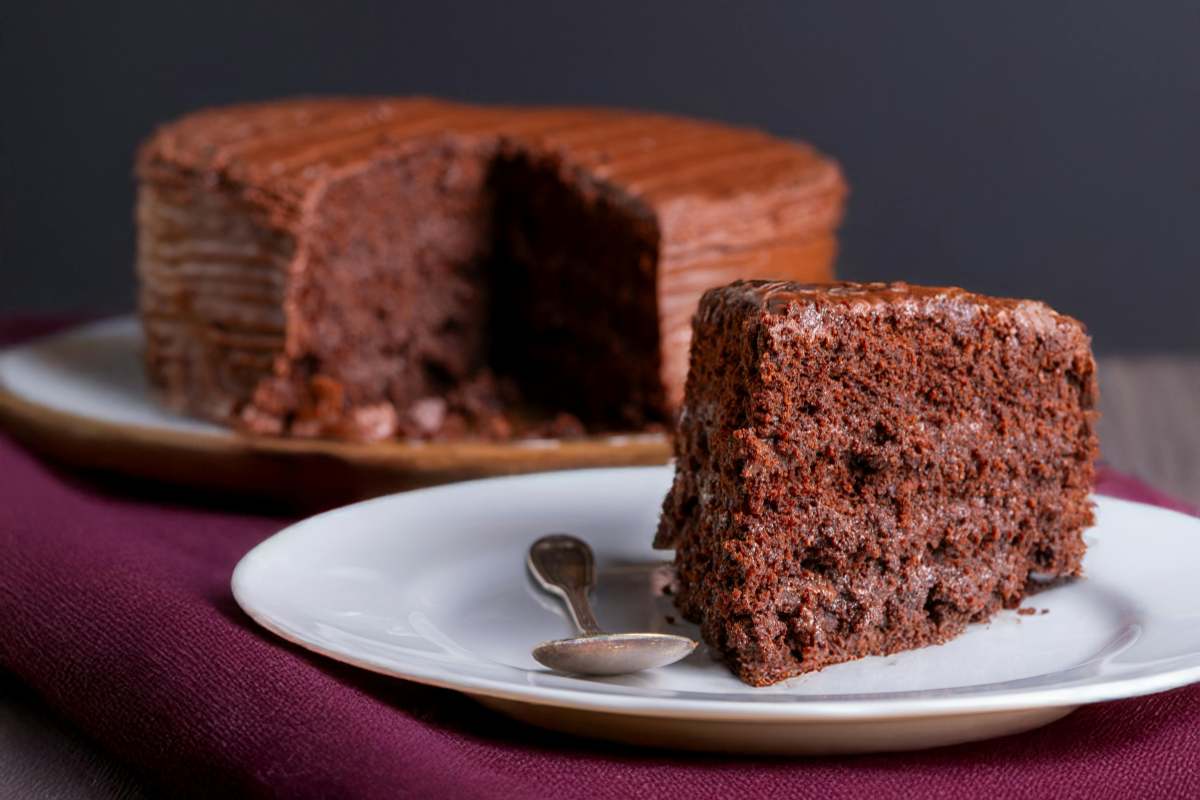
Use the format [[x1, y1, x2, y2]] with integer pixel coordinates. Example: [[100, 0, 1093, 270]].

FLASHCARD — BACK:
[[232, 466, 1200, 754]]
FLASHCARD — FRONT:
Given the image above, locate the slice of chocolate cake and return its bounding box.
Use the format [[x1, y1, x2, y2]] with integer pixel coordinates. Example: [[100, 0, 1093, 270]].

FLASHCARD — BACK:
[[655, 280, 1099, 686]]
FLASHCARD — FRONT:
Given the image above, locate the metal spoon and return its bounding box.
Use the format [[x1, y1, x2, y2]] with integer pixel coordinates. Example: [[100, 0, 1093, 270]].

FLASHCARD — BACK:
[[527, 533, 698, 675]]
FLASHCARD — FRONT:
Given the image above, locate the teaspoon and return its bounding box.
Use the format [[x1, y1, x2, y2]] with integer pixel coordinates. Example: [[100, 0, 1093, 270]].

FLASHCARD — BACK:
[[527, 533, 698, 675]]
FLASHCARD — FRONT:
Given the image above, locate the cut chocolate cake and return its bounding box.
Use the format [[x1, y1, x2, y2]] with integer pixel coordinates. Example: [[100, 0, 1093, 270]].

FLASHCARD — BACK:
[[656, 280, 1098, 686], [135, 98, 846, 440]]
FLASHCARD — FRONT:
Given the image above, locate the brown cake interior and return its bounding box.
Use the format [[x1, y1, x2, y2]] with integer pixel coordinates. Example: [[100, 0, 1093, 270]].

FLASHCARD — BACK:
[[488, 150, 663, 428], [259, 143, 495, 438], [657, 281, 1098, 686], [240, 143, 663, 439]]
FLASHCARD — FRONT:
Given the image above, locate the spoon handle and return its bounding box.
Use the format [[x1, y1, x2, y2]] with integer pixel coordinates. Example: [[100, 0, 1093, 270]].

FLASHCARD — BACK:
[[527, 534, 603, 635]]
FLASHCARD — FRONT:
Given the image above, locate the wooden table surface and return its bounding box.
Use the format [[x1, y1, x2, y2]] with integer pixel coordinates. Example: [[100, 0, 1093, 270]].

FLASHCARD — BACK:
[[3, 355, 1198, 798]]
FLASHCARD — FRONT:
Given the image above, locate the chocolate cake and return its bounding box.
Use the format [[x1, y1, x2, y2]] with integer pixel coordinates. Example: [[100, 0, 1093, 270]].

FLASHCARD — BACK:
[[135, 98, 846, 440], [656, 280, 1098, 686]]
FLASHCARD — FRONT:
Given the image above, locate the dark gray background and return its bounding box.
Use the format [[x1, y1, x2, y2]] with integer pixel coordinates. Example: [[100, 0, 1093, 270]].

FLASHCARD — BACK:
[[3, 1, 1197, 353]]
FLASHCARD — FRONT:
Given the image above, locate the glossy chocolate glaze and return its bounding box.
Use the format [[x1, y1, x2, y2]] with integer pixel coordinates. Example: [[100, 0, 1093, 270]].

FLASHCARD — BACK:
[[710, 280, 1071, 339]]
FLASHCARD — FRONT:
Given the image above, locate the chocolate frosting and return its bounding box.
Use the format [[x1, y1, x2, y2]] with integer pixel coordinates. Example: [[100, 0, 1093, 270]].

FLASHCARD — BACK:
[[710, 279, 1076, 338]]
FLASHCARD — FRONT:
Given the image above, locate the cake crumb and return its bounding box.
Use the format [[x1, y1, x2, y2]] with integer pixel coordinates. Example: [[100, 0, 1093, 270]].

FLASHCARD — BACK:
[[665, 615, 676, 625], [1040, 608, 1050, 615], [1017, 607, 1037, 616]]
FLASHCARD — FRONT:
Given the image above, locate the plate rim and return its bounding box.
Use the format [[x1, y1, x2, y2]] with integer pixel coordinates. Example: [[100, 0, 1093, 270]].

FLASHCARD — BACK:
[[231, 467, 1200, 722]]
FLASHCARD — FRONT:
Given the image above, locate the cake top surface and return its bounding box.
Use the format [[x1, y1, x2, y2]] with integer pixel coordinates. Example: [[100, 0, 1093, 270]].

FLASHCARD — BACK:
[[706, 280, 1086, 341], [136, 97, 843, 211]]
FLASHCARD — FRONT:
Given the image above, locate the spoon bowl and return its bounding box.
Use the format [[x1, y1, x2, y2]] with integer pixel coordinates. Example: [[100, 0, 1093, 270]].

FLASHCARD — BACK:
[[527, 533, 699, 676], [533, 632, 698, 676]]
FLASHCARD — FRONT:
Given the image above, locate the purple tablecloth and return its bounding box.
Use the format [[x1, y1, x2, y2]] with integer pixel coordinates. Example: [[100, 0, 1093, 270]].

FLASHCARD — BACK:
[[2, 319, 1198, 798]]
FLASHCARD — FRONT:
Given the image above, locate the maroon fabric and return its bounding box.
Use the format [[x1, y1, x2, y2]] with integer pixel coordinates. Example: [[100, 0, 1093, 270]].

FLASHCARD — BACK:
[[1, 320, 1198, 799]]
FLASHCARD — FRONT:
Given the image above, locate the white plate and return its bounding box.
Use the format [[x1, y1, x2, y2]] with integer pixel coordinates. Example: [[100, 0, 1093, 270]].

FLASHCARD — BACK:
[[232, 466, 1200, 754]]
